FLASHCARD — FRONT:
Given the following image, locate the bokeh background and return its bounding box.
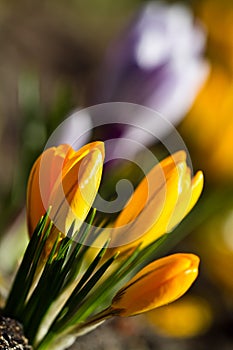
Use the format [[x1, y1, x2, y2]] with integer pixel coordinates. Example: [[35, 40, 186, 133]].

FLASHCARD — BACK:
[[1, 0, 233, 349]]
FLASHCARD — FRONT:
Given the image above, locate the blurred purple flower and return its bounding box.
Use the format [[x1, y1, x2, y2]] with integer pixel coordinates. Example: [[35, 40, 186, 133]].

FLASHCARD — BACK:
[[53, 2, 209, 164], [92, 2, 209, 128]]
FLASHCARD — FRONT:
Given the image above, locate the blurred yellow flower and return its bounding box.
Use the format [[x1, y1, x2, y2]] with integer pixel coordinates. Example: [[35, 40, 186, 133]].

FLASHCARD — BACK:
[[198, 0, 233, 71], [108, 151, 203, 252], [145, 295, 213, 338], [180, 65, 233, 182], [110, 253, 199, 317]]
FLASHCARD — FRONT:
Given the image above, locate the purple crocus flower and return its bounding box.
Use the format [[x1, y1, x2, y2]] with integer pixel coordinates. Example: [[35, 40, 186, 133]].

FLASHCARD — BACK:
[[51, 2, 209, 165], [92, 2, 209, 131]]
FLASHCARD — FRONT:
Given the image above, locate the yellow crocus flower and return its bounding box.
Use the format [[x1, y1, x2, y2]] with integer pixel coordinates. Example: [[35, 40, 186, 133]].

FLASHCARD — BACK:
[[108, 151, 203, 251], [27, 141, 104, 237], [110, 253, 199, 317]]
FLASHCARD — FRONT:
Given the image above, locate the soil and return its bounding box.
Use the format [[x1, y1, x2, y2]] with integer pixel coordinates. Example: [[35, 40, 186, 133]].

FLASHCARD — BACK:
[[70, 317, 233, 350], [0, 316, 32, 349]]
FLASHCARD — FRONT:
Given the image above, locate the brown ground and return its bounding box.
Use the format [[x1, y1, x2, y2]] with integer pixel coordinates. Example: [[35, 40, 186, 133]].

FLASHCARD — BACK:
[[70, 317, 233, 350]]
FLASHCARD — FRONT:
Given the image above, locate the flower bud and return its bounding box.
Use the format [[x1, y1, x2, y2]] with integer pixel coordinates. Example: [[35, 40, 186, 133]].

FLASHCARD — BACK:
[[27, 142, 104, 236], [111, 253, 199, 316]]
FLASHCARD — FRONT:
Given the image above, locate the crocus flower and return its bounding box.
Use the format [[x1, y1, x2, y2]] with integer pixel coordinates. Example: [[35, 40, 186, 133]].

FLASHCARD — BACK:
[[27, 141, 104, 237], [101, 151, 204, 251], [110, 253, 199, 316], [92, 2, 208, 140]]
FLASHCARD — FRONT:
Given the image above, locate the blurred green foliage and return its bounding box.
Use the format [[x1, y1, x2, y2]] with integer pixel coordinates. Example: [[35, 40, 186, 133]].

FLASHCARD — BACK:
[[0, 0, 212, 233], [0, 0, 149, 234]]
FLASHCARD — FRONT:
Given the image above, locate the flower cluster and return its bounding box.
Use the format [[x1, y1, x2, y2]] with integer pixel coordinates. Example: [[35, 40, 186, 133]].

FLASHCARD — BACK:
[[3, 141, 203, 350]]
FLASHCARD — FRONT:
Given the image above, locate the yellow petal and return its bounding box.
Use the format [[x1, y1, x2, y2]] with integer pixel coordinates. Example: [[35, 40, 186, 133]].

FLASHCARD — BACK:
[[166, 162, 192, 231], [184, 171, 204, 216], [48, 142, 104, 234], [111, 253, 199, 316], [61, 141, 104, 178], [162, 169, 203, 232]]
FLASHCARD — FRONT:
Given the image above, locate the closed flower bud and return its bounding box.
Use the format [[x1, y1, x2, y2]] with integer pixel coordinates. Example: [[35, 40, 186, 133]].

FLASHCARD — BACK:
[[108, 151, 203, 250], [111, 253, 199, 317]]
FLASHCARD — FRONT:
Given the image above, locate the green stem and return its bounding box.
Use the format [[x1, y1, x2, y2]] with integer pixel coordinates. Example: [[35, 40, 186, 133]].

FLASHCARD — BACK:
[[35, 331, 55, 350], [70, 307, 113, 334]]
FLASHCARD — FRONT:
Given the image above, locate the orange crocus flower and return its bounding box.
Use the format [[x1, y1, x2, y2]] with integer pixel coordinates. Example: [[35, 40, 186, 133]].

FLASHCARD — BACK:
[[106, 151, 203, 251], [111, 253, 199, 316], [27, 142, 104, 237]]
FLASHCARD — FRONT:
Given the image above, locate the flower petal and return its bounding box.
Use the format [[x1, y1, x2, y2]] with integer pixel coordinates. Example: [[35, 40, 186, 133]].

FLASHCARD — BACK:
[[26, 144, 71, 236], [184, 171, 204, 216], [109, 152, 186, 248], [48, 142, 104, 234]]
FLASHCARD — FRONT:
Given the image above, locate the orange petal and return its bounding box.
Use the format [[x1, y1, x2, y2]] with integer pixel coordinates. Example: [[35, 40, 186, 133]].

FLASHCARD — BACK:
[[26, 144, 71, 236]]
